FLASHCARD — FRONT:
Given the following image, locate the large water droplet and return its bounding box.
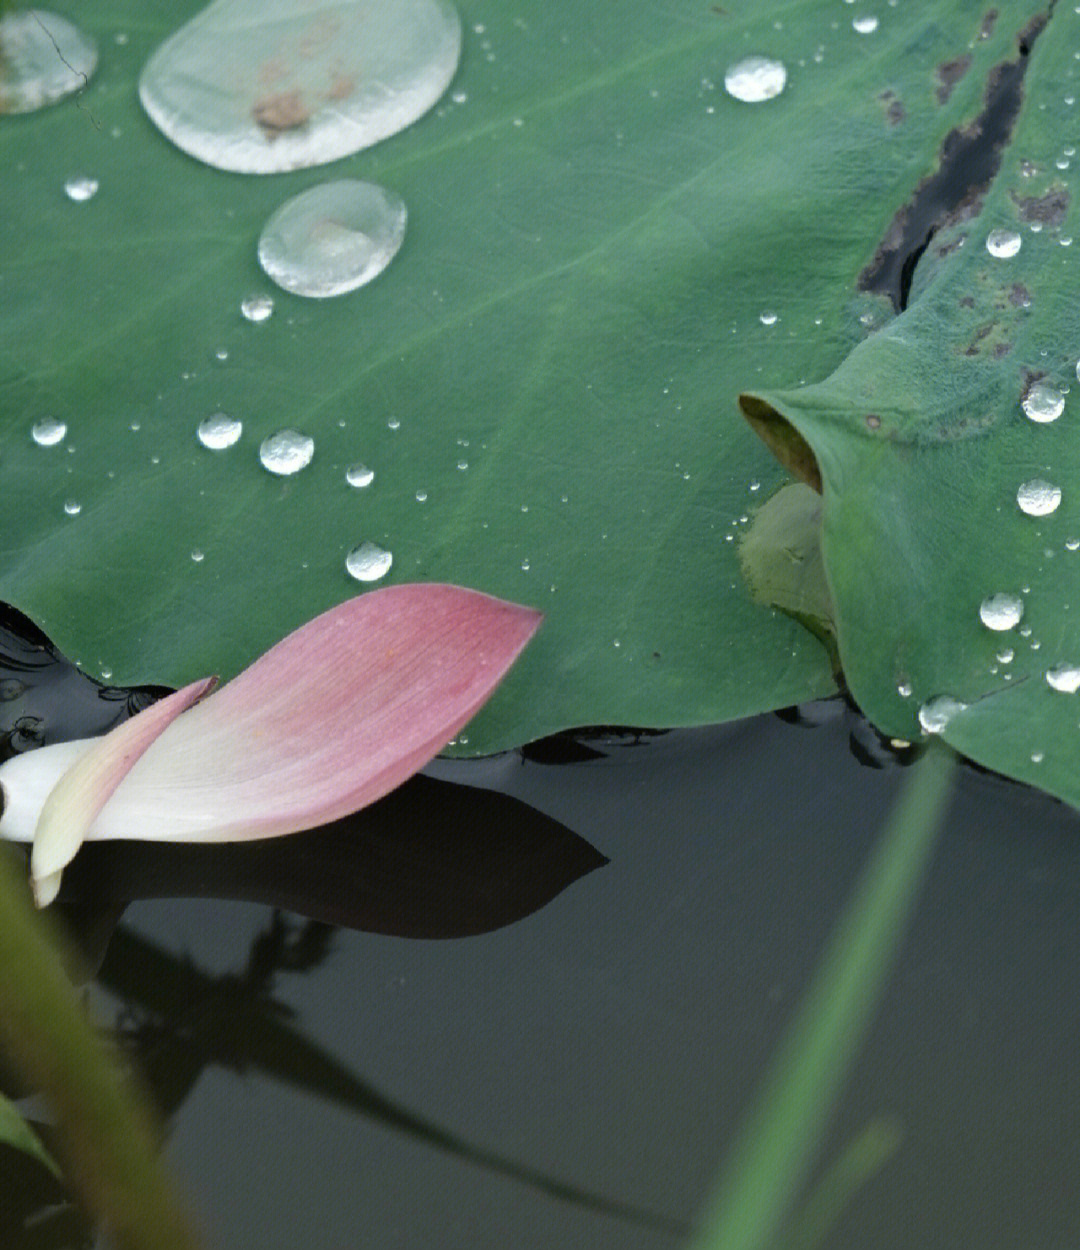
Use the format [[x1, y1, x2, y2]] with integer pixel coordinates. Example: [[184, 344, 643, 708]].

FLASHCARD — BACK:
[[918, 695, 967, 735], [31, 416, 66, 446], [240, 292, 274, 322], [259, 428, 314, 474], [1016, 478, 1062, 516], [1046, 663, 1080, 693], [63, 175, 98, 202], [986, 228, 1022, 258], [197, 412, 243, 449], [1022, 381, 1065, 423], [257, 180, 406, 298], [724, 56, 786, 103], [138, 0, 462, 173], [979, 592, 1024, 631], [345, 540, 392, 582], [345, 463, 374, 488], [0, 10, 97, 114]]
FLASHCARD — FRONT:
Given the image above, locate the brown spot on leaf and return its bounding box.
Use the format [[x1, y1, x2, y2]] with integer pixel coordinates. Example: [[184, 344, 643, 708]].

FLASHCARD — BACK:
[[993, 342, 1013, 358], [936, 55, 971, 105], [253, 90, 310, 137], [1011, 186, 1069, 229], [1008, 282, 1032, 307], [959, 295, 976, 308], [980, 9, 998, 40]]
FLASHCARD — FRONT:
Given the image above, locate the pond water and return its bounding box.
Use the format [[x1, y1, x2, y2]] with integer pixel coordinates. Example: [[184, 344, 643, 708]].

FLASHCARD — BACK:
[[1, 607, 1079, 1250]]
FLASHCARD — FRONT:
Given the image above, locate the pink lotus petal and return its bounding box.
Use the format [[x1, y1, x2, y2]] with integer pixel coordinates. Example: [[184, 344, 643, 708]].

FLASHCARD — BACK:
[[61, 585, 541, 851], [29, 677, 217, 906]]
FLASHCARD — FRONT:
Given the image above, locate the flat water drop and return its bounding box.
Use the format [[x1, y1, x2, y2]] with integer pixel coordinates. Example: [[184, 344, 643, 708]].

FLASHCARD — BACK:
[[759, 311, 778, 326], [1047, 663, 1080, 693], [138, 0, 462, 174], [63, 176, 98, 202], [346, 540, 392, 582], [240, 292, 274, 322], [259, 428, 314, 475], [1022, 381, 1065, 423], [918, 695, 967, 735], [979, 592, 1024, 631], [197, 412, 242, 449], [346, 463, 374, 488], [724, 56, 786, 103], [852, 15, 879, 33], [1017, 478, 1062, 516], [258, 180, 406, 298], [986, 228, 1022, 258], [191, 548, 205, 563], [63, 500, 81, 516], [31, 416, 66, 446], [0, 10, 97, 113]]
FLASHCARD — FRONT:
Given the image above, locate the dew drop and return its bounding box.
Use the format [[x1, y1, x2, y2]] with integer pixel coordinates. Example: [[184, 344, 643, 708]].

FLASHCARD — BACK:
[[345, 540, 392, 582], [197, 412, 242, 450], [240, 292, 274, 322], [897, 680, 912, 698], [31, 417, 66, 446], [996, 648, 1014, 664], [1022, 381, 1065, 423], [259, 429, 314, 475], [415, 489, 428, 502], [1047, 664, 1080, 692], [191, 548, 205, 563], [759, 311, 778, 326], [0, 10, 98, 113], [63, 500, 81, 516], [979, 592, 1024, 631], [345, 463, 374, 488], [258, 180, 407, 298], [1016, 478, 1062, 516], [138, 0, 462, 173], [918, 695, 967, 735], [1031, 750, 1045, 764], [723, 55, 787, 103], [986, 228, 1022, 258], [63, 176, 98, 202], [852, 15, 879, 33]]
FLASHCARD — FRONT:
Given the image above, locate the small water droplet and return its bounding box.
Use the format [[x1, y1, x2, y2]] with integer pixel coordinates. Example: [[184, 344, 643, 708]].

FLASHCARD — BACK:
[[457, 460, 468, 471], [346, 540, 392, 582], [1022, 381, 1065, 423], [63, 176, 99, 202], [0, 10, 98, 113], [918, 695, 967, 735], [451, 89, 467, 104], [996, 648, 1015, 664], [215, 348, 229, 361], [191, 548, 205, 563], [1031, 750, 1045, 764], [986, 228, 1022, 258], [63, 499, 81, 516], [345, 463, 374, 488], [852, 15, 879, 33], [1017, 478, 1062, 516], [979, 592, 1024, 631], [259, 429, 314, 475], [240, 293, 275, 322], [724, 55, 787, 103], [521, 558, 530, 571], [897, 681, 913, 698], [1046, 663, 1080, 692], [197, 412, 242, 450], [415, 489, 428, 502], [31, 417, 66, 447], [759, 311, 778, 326], [387, 417, 401, 431], [1068, 538, 1080, 551], [137, 0, 462, 173]]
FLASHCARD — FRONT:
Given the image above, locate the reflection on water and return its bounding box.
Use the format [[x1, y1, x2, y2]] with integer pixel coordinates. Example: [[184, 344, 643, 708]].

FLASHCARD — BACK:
[[2, 607, 1080, 1249]]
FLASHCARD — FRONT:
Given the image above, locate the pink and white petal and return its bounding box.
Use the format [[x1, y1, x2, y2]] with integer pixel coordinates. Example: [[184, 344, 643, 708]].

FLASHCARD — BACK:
[[82, 585, 542, 844], [29, 676, 217, 905], [0, 740, 95, 844]]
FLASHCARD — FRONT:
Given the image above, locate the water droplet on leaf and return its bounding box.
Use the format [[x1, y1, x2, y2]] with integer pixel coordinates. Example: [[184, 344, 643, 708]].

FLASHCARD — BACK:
[[240, 293, 274, 322], [345, 540, 392, 582], [259, 429, 314, 475], [63, 176, 98, 202], [345, 463, 374, 488], [31, 417, 66, 446], [1017, 479, 1062, 516], [986, 228, 1022, 258], [258, 180, 407, 298], [979, 592, 1024, 631], [724, 56, 787, 103], [0, 10, 97, 113], [197, 412, 243, 450], [918, 695, 967, 735], [852, 15, 879, 33], [1022, 381, 1065, 423]]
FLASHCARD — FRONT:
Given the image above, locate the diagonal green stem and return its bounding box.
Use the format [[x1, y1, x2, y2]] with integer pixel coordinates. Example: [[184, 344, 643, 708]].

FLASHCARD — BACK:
[[0, 848, 204, 1250], [694, 743, 955, 1250]]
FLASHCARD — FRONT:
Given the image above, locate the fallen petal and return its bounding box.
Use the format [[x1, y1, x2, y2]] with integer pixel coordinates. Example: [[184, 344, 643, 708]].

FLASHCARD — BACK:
[[29, 677, 217, 906], [0, 586, 542, 901]]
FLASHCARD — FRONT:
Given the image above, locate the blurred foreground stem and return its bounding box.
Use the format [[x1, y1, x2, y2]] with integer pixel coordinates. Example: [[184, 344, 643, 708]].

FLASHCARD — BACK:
[[695, 743, 955, 1250], [0, 848, 204, 1250]]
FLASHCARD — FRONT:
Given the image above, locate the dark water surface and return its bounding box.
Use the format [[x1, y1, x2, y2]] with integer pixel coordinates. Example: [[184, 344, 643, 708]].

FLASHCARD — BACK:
[[1, 607, 1080, 1249]]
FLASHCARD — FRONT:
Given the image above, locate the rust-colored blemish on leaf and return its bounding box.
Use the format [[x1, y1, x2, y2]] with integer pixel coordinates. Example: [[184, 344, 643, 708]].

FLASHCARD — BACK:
[[1008, 282, 1032, 307], [253, 90, 310, 137], [1010, 186, 1069, 229], [878, 89, 906, 125]]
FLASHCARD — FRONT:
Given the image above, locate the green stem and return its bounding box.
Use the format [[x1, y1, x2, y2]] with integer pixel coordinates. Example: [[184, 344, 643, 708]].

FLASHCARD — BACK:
[[694, 743, 955, 1250], [0, 848, 205, 1250]]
